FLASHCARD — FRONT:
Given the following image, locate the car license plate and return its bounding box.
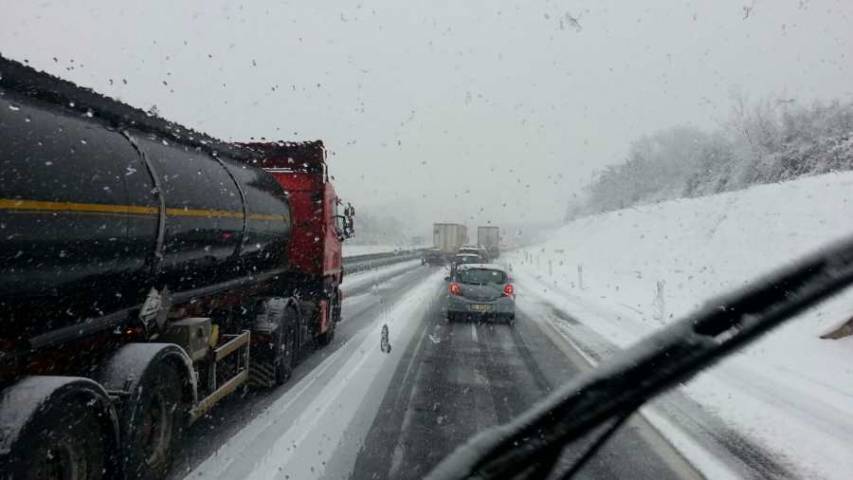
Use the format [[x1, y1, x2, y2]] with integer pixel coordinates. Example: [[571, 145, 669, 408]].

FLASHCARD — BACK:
[[470, 304, 493, 313]]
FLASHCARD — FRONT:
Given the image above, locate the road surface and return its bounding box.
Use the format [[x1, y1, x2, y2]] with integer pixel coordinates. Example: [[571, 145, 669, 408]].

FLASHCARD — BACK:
[[348, 274, 700, 480], [168, 263, 431, 478], [172, 262, 709, 479]]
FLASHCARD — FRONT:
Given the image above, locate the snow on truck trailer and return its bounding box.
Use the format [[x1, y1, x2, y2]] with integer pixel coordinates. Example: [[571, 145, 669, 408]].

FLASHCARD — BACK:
[[0, 57, 353, 479]]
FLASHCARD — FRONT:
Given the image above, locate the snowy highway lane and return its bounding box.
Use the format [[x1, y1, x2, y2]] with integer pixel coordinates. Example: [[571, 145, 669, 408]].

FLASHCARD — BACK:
[[350, 277, 700, 480], [167, 261, 438, 479], [172, 262, 706, 480]]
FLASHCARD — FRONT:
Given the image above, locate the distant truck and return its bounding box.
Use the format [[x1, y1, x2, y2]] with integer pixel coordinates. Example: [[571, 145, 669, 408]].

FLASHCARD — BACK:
[[477, 226, 500, 260], [430, 223, 468, 264]]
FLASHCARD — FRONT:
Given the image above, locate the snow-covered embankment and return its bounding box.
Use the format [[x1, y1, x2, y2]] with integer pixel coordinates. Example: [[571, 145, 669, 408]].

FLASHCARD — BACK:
[[511, 171, 853, 479]]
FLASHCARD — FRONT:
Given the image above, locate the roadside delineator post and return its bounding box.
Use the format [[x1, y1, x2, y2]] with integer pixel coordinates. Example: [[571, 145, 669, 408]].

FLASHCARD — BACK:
[[577, 265, 584, 290], [653, 280, 666, 324]]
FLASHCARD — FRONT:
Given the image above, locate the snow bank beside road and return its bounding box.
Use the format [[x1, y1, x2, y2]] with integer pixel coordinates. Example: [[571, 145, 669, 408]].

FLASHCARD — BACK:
[[510, 171, 853, 479], [342, 259, 424, 296]]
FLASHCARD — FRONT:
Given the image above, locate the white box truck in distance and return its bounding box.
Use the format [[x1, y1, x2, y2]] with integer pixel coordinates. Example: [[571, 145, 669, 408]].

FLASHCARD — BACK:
[[431, 223, 467, 263]]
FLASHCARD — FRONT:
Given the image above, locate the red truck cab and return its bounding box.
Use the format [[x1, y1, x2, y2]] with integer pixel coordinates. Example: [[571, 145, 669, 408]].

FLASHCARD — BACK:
[[240, 140, 354, 337]]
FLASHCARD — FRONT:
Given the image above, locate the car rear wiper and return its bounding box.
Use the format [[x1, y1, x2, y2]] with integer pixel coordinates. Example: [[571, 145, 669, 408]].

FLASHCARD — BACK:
[[426, 233, 853, 480]]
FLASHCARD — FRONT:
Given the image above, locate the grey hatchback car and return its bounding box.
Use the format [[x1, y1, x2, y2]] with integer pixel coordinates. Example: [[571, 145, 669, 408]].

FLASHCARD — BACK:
[[446, 264, 515, 324]]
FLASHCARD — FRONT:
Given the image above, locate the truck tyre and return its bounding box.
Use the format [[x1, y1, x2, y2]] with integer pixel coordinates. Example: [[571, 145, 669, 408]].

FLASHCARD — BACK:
[[332, 288, 343, 323], [317, 291, 339, 347], [316, 312, 336, 346], [123, 362, 185, 480], [274, 303, 299, 385], [252, 297, 293, 386], [95, 344, 194, 480], [1, 377, 120, 480], [8, 400, 108, 480]]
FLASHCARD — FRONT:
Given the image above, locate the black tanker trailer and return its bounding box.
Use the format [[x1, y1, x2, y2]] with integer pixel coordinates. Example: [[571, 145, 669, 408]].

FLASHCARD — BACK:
[[1, 76, 292, 343], [0, 56, 353, 479]]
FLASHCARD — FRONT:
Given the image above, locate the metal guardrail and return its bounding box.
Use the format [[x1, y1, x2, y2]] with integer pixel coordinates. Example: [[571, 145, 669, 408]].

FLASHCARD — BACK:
[[342, 249, 427, 275]]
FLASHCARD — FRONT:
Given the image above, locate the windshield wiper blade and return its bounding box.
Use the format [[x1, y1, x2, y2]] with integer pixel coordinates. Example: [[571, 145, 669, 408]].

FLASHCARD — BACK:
[[426, 233, 853, 480]]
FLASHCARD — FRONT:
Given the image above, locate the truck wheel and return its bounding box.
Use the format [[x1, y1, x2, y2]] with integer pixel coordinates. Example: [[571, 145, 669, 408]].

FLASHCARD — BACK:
[[317, 292, 339, 347], [316, 313, 336, 347], [274, 304, 299, 385], [124, 362, 185, 480], [9, 401, 107, 480], [332, 288, 343, 323]]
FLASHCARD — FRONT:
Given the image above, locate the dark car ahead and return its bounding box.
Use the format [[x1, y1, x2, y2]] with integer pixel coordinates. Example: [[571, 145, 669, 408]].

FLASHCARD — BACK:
[[451, 252, 484, 266], [449, 253, 484, 277], [423, 248, 446, 265], [446, 264, 515, 323]]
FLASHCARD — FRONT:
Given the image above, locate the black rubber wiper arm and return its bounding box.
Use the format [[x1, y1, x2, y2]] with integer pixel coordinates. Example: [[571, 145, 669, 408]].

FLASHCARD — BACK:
[[426, 233, 853, 480]]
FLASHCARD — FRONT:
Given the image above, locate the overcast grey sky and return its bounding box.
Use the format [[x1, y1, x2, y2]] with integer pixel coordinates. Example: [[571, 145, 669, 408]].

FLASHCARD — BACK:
[[1, 1, 851, 235]]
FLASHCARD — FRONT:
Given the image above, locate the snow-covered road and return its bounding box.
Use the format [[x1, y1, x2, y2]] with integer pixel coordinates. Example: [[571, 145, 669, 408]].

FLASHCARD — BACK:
[[167, 261, 437, 479], [183, 270, 445, 480], [171, 259, 703, 480]]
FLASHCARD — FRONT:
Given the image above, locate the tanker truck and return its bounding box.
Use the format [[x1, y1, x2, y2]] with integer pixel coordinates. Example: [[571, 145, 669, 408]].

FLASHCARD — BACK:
[[0, 56, 354, 479]]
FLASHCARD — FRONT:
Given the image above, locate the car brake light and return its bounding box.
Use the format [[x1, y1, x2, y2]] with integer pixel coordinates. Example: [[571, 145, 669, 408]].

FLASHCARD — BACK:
[[503, 284, 514, 296], [449, 282, 462, 296]]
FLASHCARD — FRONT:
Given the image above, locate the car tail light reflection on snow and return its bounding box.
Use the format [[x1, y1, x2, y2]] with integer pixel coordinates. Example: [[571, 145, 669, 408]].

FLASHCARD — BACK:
[[449, 282, 462, 296], [503, 284, 514, 296]]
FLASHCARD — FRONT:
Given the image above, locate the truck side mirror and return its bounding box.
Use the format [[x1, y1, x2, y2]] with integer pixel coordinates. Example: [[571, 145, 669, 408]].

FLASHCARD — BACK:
[[335, 215, 355, 240]]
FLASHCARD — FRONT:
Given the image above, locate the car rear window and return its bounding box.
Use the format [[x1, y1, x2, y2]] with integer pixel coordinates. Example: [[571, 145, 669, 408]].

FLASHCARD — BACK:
[[456, 268, 507, 285]]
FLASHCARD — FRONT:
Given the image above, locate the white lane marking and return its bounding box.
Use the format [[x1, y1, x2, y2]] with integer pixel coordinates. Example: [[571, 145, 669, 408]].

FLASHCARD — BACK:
[[471, 322, 478, 343]]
